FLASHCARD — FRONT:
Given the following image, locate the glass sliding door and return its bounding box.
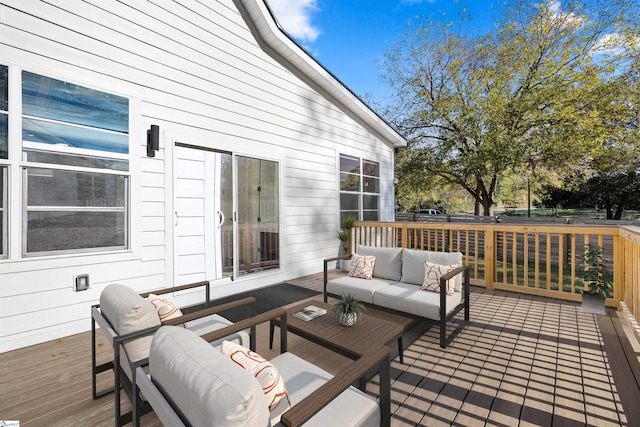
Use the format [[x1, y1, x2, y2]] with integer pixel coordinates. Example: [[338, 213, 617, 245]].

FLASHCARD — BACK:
[[219, 153, 233, 277], [236, 156, 279, 275]]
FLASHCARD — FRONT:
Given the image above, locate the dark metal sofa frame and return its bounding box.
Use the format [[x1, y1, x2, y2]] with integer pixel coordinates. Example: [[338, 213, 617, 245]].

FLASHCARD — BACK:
[[324, 254, 471, 349]]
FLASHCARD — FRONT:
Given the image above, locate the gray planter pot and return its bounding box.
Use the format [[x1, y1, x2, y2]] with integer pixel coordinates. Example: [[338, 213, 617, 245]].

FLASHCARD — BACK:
[[581, 293, 606, 315]]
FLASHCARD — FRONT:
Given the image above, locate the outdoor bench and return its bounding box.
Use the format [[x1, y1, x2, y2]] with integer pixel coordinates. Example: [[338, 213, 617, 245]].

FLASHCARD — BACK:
[[324, 246, 470, 348]]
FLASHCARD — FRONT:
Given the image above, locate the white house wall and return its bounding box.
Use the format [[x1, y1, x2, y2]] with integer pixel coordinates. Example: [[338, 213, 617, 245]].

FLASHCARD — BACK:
[[0, 0, 399, 352]]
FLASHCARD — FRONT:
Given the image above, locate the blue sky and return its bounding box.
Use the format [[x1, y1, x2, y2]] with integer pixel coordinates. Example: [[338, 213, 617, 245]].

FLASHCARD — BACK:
[[268, 0, 501, 104]]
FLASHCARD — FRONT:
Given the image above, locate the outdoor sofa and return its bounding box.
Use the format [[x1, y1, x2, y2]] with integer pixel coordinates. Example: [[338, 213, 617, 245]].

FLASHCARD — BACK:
[[324, 246, 470, 348], [133, 309, 391, 427], [91, 281, 254, 426]]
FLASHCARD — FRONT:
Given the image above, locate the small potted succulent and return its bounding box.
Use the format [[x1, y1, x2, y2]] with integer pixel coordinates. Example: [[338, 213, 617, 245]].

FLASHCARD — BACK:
[[332, 292, 366, 326], [574, 244, 613, 315]]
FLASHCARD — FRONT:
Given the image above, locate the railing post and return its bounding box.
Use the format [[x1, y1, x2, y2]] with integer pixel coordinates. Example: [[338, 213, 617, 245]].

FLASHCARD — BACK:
[[613, 234, 624, 304], [484, 224, 495, 290], [401, 222, 408, 249]]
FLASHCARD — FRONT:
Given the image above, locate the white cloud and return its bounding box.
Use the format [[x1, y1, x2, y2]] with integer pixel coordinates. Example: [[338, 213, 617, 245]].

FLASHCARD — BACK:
[[267, 0, 322, 44]]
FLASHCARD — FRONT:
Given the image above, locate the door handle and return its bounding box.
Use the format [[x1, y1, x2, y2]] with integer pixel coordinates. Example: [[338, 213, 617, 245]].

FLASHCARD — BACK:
[[218, 210, 225, 228], [175, 211, 178, 226]]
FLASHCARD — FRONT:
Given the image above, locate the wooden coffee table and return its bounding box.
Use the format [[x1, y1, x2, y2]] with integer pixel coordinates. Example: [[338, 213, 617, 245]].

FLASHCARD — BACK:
[[270, 300, 402, 427], [270, 300, 404, 361]]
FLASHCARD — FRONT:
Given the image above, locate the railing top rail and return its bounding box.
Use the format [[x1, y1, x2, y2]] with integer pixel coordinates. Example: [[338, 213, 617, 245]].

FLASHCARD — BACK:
[[354, 221, 620, 234]]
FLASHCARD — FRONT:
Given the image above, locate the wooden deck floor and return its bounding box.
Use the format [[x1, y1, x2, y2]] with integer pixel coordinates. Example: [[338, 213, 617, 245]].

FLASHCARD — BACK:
[[2, 270, 640, 426]]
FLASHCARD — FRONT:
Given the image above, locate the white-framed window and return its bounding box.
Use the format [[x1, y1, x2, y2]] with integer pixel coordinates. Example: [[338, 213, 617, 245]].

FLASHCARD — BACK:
[[20, 71, 130, 256], [339, 154, 379, 223]]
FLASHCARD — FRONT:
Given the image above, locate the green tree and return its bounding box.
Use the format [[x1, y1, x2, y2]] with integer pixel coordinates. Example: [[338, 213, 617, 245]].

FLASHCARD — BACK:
[[383, 0, 639, 215]]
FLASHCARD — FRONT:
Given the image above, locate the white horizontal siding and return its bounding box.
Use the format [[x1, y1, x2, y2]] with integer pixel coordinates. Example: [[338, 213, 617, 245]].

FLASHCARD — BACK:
[[0, 0, 397, 351]]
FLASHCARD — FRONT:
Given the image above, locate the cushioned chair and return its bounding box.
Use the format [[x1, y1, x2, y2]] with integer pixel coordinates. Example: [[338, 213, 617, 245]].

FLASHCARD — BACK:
[[91, 281, 255, 426], [134, 309, 392, 427]]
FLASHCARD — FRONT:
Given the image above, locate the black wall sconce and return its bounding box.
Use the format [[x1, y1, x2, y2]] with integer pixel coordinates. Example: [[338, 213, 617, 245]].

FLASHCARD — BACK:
[[147, 124, 160, 157]]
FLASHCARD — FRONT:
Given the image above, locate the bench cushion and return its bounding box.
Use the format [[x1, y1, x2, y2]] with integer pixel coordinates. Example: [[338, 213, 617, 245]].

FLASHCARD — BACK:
[[327, 276, 394, 304], [270, 352, 380, 427], [150, 326, 269, 427], [373, 281, 462, 320], [401, 249, 464, 291], [100, 284, 160, 363], [357, 245, 403, 281]]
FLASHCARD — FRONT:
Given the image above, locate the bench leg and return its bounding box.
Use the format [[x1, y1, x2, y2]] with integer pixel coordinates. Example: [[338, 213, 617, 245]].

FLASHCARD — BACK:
[[397, 336, 403, 364]]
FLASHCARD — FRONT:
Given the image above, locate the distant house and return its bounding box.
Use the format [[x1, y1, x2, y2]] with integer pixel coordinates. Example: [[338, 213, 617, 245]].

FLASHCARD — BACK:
[[0, 0, 405, 352]]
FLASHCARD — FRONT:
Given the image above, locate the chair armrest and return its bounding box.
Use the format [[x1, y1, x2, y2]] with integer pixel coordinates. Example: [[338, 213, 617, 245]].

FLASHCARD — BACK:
[[139, 280, 210, 299], [162, 296, 256, 326], [439, 265, 469, 283], [135, 366, 187, 427], [199, 307, 288, 342], [324, 254, 353, 264], [280, 345, 390, 427], [324, 254, 353, 302]]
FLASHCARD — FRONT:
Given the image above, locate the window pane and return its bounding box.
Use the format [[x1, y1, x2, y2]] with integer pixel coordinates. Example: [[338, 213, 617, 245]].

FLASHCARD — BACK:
[[363, 161, 379, 177], [363, 176, 379, 193], [24, 149, 128, 171], [340, 173, 360, 191], [23, 117, 128, 154], [27, 211, 125, 253], [340, 193, 359, 211], [0, 65, 6, 160], [0, 113, 6, 159], [363, 210, 379, 221], [0, 65, 7, 111], [22, 71, 128, 133], [340, 211, 358, 223], [27, 169, 125, 207], [363, 195, 378, 210], [340, 155, 359, 174]]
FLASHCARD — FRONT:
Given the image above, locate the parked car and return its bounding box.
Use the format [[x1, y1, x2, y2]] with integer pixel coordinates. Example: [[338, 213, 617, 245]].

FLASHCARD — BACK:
[[418, 209, 443, 215]]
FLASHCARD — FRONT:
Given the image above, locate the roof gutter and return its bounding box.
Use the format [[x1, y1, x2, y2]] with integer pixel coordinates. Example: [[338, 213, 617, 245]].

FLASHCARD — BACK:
[[235, 0, 407, 148]]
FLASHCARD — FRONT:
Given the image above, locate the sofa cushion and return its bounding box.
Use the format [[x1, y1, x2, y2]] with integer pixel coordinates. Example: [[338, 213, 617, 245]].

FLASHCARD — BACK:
[[100, 284, 161, 363], [357, 245, 403, 281], [373, 281, 462, 320], [270, 352, 380, 427], [401, 249, 464, 291], [148, 293, 184, 322], [421, 261, 459, 295], [150, 326, 269, 427], [348, 254, 376, 280], [221, 341, 290, 414], [327, 276, 394, 304], [185, 314, 251, 349]]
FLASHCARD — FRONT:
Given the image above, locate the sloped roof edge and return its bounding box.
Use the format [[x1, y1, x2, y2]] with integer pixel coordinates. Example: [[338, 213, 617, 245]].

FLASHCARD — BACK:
[[237, 0, 407, 148]]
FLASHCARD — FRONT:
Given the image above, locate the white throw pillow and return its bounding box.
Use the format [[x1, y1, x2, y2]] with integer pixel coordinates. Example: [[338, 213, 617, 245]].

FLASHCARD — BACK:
[[221, 341, 291, 415], [148, 293, 183, 322], [420, 261, 459, 295], [348, 254, 376, 280]]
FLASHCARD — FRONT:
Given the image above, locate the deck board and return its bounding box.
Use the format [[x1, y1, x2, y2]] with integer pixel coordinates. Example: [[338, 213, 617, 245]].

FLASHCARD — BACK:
[[1, 271, 639, 426]]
